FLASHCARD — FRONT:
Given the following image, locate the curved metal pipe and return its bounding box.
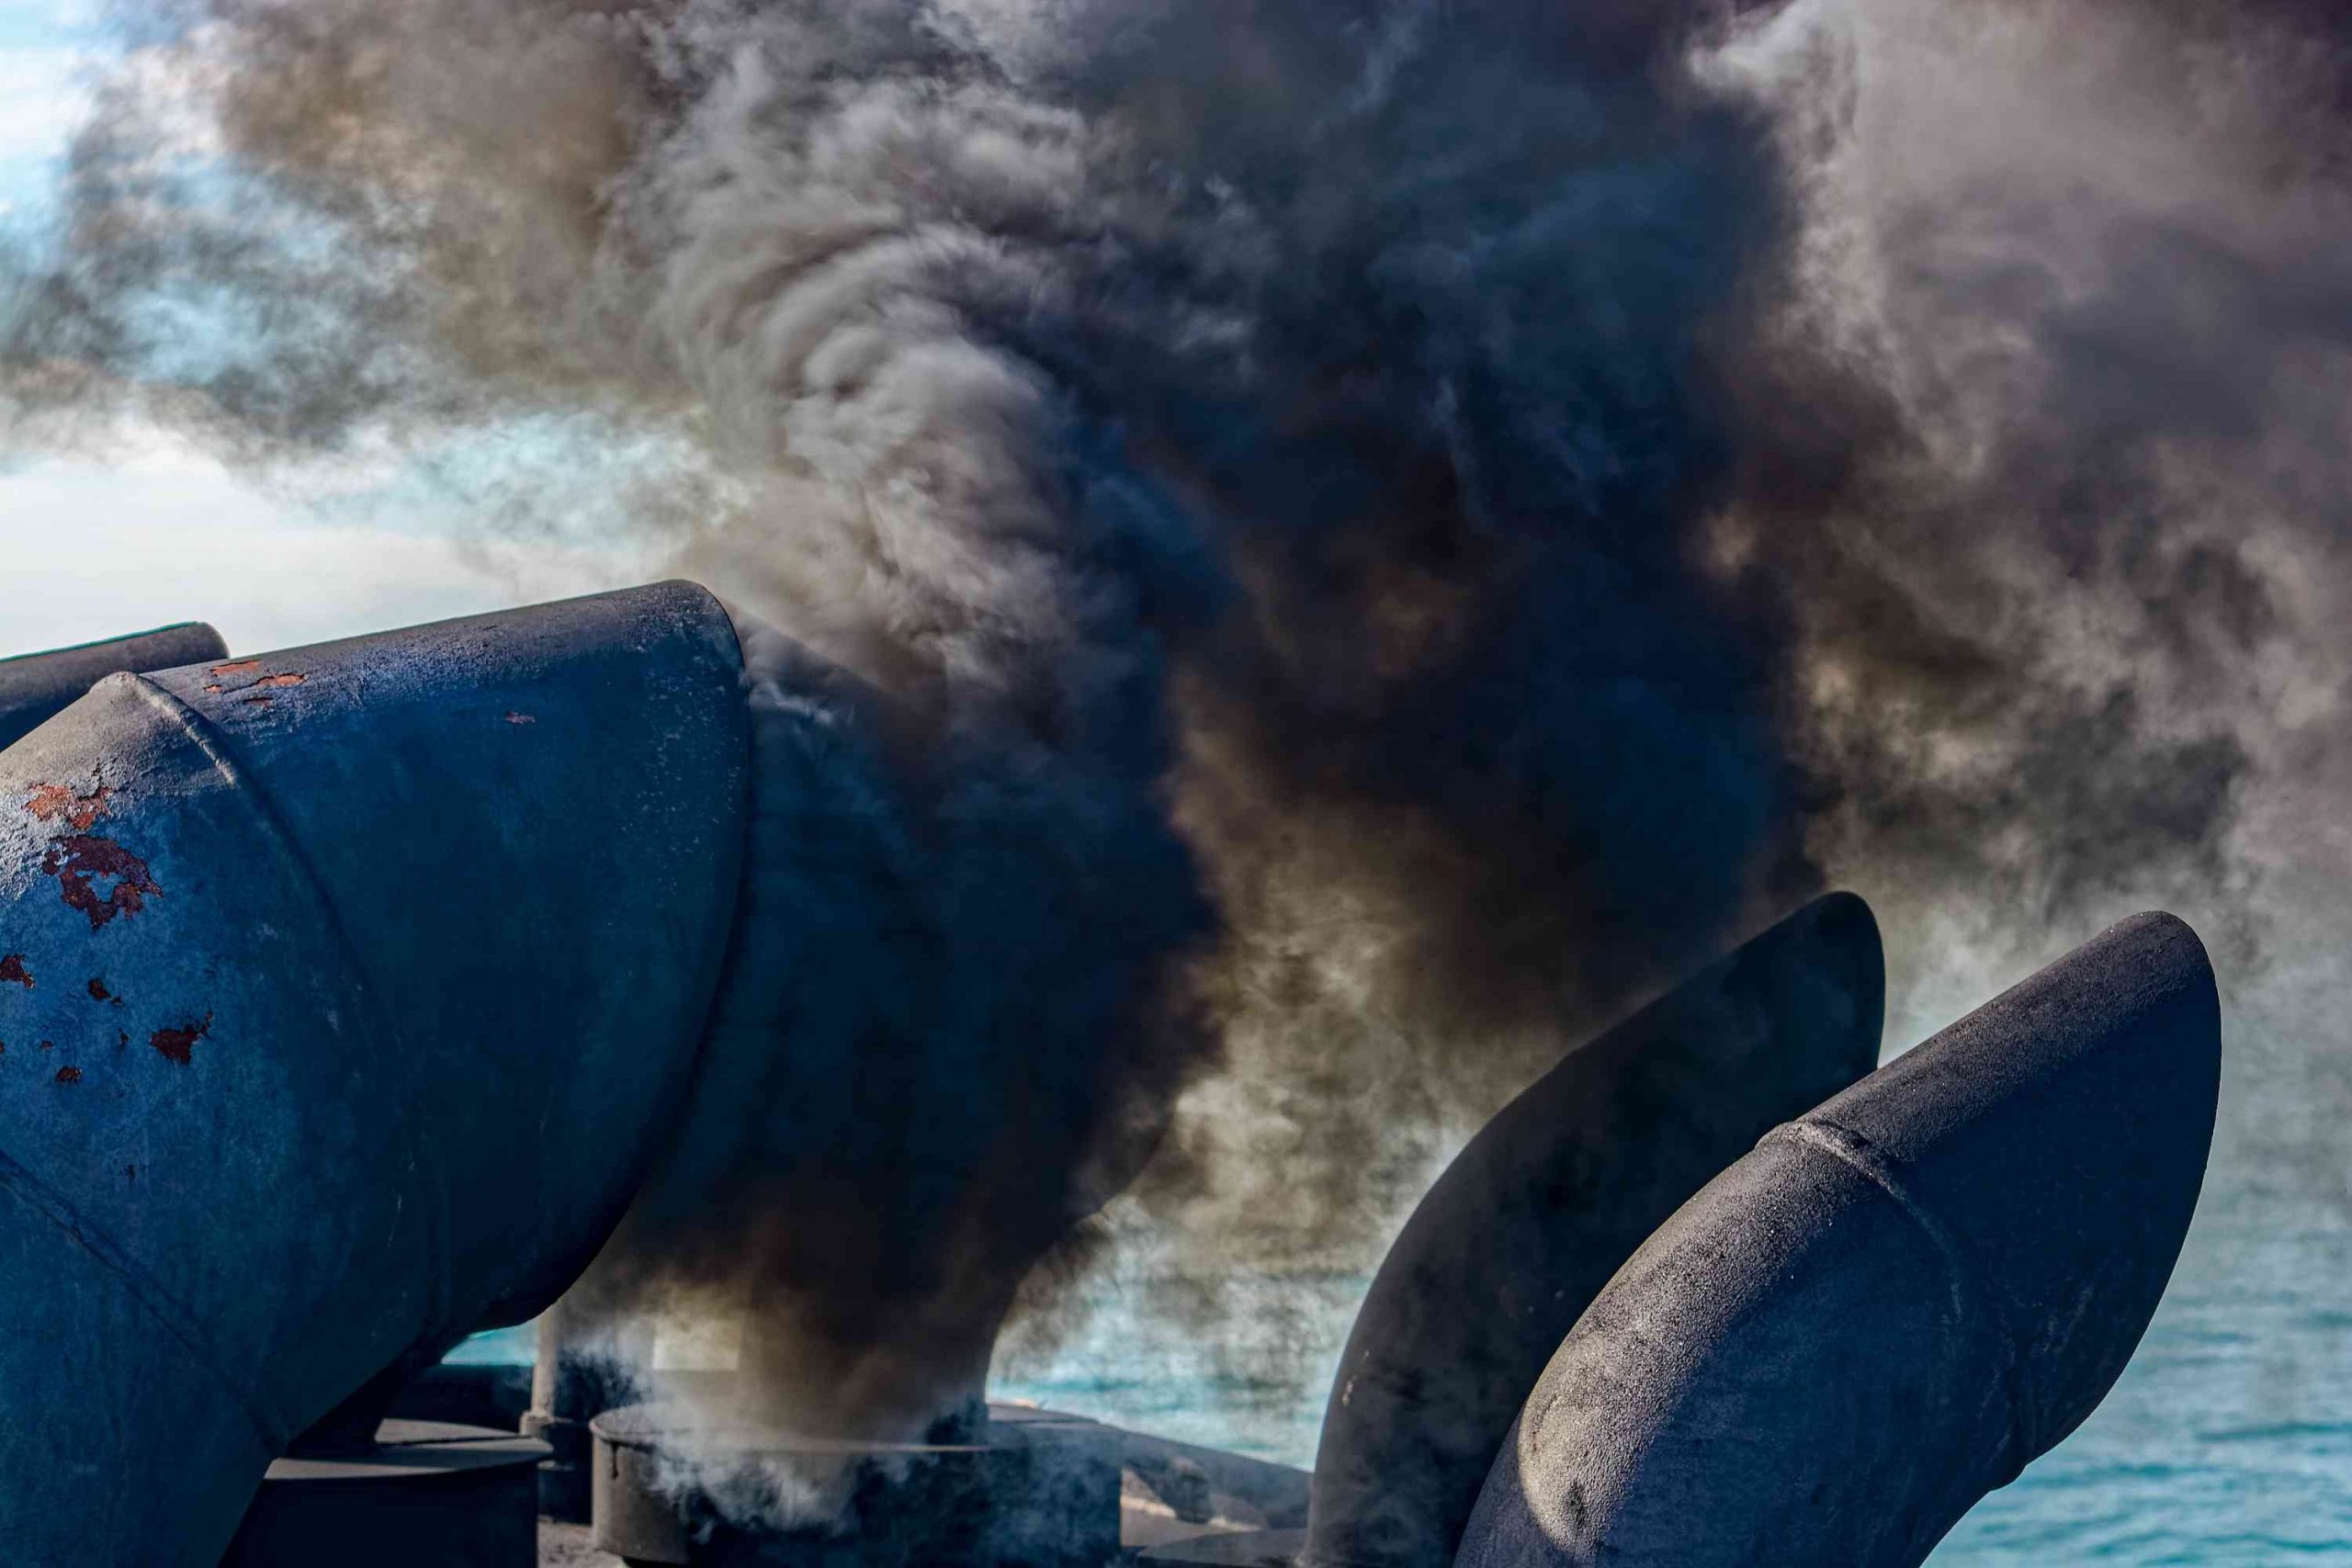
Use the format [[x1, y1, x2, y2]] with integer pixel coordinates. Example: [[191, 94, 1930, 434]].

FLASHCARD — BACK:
[[1456, 911, 2220, 1568], [0, 582, 748, 1566], [0, 624, 229, 751], [1307, 892, 1884, 1568]]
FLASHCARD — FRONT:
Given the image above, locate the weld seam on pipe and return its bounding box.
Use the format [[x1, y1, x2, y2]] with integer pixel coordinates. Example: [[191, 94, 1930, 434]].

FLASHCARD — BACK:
[[1762, 1118, 2041, 1470], [124, 674, 460, 1337], [0, 1142, 291, 1449]]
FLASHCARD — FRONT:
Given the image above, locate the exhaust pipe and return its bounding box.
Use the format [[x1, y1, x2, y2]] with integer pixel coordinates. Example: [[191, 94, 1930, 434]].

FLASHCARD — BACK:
[[0, 623, 230, 751], [1455, 911, 2220, 1568], [0, 582, 749, 1567], [1307, 893, 1884, 1568]]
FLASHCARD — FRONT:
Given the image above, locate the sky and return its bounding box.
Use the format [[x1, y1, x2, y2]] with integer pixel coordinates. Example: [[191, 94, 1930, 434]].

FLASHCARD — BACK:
[[0, 0, 643, 657]]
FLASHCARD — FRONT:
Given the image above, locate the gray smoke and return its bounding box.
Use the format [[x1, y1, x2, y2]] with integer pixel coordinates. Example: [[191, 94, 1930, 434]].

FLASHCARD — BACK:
[[6, 0, 2350, 1458]]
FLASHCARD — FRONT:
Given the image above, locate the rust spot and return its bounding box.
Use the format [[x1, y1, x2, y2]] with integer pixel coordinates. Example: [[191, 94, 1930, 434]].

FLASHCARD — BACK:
[[0, 955, 29, 989], [504, 711, 537, 726], [40, 836, 161, 931], [86, 978, 110, 1002], [150, 1013, 211, 1066], [54, 1066, 80, 1085], [210, 660, 262, 676], [39, 1041, 52, 1051], [213, 669, 305, 704], [25, 784, 111, 831]]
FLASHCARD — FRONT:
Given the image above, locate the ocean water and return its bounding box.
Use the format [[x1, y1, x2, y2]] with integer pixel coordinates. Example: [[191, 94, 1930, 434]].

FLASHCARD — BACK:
[[461, 1184, 2352, 1562]]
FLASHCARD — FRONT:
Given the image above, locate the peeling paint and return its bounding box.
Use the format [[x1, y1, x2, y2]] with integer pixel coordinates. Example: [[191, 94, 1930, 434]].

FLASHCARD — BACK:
[[210, 669, 306, 704], [25, 784, 111, 832], [40, 836, 161, 931], [209, 660, 262, 677], [504, 711, 537, 726], [0, 955, 29, 989], [150, 1014, 211, 1066]]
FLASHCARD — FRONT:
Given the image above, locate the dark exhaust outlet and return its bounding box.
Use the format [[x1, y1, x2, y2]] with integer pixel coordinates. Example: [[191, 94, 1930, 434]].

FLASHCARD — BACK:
[[0, 623, 229, 751], [1457, 911, 2221, 1568]]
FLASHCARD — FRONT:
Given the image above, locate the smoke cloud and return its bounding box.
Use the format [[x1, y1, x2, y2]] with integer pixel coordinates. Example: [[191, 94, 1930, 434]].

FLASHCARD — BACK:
[[7, 0, 2351, 1471]]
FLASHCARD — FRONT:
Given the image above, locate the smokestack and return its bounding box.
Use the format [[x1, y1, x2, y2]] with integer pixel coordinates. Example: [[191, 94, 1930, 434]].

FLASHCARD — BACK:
[[0, 624, 230, 751], [1306, 892, 1884, 1568], [1456, 911, 2221, 1568], [0, 581, 749, 1567]]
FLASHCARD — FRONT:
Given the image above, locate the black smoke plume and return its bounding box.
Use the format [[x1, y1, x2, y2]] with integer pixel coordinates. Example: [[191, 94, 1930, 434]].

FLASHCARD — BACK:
[[6, 0, 2345, 1463]]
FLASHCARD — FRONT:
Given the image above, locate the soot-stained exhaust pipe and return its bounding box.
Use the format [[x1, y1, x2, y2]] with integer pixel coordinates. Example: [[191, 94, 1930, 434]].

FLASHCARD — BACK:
[[1455, 911, 2220, 1568], [0, 623, 230, 752], [1306, 892, 1884, 1568], [0, 582, 749, 1567]]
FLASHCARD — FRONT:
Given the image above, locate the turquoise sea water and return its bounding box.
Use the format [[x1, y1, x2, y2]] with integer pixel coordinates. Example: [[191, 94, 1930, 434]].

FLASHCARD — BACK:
[[462, 1185, 2352, 1562]]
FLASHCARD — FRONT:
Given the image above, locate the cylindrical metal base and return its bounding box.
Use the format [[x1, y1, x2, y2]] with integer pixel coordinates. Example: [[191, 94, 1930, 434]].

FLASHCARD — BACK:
[[591, 1402, 1120, 1567], [1136, 1528, 1306, 1565], [220, 1420, 551, 1568]]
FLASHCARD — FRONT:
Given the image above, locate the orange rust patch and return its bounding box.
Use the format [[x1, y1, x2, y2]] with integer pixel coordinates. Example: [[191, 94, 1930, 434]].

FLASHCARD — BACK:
[[25, 784, 111, 831], [40, 836, 162, 931], [210, 660, 262, 676], [53, 1066, 79, 1085], [151, 1013, 210, 1066], [214, 669, 305, 704], [0, 955, 29, 989]]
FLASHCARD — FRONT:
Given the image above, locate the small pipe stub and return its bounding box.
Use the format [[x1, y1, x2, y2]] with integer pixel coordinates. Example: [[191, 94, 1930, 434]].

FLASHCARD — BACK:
[[1457, 911, 2222, 1568], [526, 1293, 650, 1524]]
